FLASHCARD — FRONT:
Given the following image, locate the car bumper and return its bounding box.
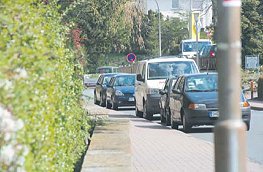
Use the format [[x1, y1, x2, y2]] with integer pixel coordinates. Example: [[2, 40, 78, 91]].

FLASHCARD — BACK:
[[146, 94, 161, 114], [184, 108, 251, 126], [114, 96, 135, 107]]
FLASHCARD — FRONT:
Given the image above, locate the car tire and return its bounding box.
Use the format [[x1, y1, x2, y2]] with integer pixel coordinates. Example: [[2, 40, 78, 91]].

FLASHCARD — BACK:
[[165, 108, 171, 126], [182, 113, 191, 133], [99, 93, 106, 107], [112, 101, 118, 110], [143, 102, 153, 120], [94, 93, 99, 105], [135, 106, 143, 118], [171, 114, 179, 130], [160, 108, 165, 123], [246, 122, 250, 131], [106, 100, 111, 109]]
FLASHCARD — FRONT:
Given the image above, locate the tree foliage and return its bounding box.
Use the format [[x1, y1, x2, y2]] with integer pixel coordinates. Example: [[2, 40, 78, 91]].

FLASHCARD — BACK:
[[0, 0, 89, 171], [241, 0, 263, 66]]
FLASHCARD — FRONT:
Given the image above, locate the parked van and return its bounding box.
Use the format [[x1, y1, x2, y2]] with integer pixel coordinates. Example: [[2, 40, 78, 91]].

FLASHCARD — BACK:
[[135, 56, 200, 119], [180, 39, 212, 58]]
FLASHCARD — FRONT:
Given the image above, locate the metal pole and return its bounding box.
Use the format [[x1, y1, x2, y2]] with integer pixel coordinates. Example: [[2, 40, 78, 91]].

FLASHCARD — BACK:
[[153, 0, 161, 57], [214, 0, 247, 172], [195, 15, 199, 68]]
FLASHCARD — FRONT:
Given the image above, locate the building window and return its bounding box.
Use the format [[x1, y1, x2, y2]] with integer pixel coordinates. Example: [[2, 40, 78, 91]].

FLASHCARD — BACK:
[[172, 0, 179, 9]]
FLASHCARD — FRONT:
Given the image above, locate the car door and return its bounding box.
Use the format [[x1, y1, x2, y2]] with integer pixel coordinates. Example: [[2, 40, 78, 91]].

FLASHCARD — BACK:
[[135, 62, 146, 112], [170, 77, 185, 122], [170, 77, 181, 121], [106, 77, 115, 103], [95, 75, 103, 100], [159, 78, 169, 111]]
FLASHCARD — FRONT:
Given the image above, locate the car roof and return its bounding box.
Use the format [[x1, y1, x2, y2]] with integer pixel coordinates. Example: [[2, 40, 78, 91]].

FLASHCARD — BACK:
[[143, 57, 196, 63], [182, 72, 218, 78], [113, 73, 136, 77]]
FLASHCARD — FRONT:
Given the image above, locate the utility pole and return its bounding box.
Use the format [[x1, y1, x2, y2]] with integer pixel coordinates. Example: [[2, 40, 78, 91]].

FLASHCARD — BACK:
[[153, 0, 161, 57], [214, 0, 247, 172]]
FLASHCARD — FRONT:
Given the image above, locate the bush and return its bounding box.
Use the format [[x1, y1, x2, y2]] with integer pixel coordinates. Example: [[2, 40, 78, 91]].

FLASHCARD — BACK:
[[0, 1, 90, 171]]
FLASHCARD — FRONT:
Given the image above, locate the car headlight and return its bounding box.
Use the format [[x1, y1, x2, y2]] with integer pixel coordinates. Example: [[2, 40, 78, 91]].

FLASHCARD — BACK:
[[148, 88, 159, 94], [188, 103, 206, 110], [115, 90, 124, 96]]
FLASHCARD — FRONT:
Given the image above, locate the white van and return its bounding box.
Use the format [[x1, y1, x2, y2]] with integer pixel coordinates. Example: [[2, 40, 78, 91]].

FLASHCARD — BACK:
[[135, 56, 199, 120], [180, 39, 212, 58]]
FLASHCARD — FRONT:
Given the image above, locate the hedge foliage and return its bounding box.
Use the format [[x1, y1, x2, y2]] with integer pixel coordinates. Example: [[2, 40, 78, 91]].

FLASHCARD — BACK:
[[0, 0, 90, 171]]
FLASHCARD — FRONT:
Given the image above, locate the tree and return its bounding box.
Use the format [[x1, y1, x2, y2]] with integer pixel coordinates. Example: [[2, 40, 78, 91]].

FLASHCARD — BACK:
[[241, 0, 263, 66]]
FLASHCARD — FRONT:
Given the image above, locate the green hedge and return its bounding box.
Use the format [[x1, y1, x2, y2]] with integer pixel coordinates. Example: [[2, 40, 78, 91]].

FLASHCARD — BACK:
[[0, 1, 90, 171]]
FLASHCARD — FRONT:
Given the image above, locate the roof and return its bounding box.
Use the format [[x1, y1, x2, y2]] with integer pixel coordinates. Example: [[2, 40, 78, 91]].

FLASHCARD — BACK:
[[144, 56, 196, 63]]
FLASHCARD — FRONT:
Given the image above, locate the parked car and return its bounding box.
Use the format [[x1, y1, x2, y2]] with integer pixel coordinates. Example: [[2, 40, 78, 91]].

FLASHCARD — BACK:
[[94, 73, 117, 106], [159, 77, 178, 126], [168, 73, 251, 132], [198, 44, 217, 70], [83, 74, 97, 87], [135, 57, 199, 120], [106, 74, 136, 110]]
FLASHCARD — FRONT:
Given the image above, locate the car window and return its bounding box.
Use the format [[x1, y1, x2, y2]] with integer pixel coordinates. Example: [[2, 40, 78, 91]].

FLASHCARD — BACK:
[[178, 77, 185, 92], [173, 77, 181, 90], [109, 77, 115, 86], [103, 76, 111, 85], [163, 79, 169, 91], [185, 74, 218, 92]]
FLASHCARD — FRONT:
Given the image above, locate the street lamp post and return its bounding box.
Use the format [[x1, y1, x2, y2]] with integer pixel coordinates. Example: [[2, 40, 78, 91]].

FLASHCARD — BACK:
[[153, 0, 162, 57]]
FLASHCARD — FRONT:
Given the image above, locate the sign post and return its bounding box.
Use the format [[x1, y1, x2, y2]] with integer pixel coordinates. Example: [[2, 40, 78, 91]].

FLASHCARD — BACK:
[[215, 0, 247, 172]]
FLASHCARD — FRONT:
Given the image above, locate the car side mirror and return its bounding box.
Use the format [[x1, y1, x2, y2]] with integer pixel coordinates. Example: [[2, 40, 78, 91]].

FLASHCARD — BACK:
[[137, 74, 144, 82], [172, 89, 181, 94]]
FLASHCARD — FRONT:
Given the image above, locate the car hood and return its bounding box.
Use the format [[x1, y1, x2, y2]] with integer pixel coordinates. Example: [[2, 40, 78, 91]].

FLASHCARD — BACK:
[[115, 86, 135, 94], [185, 92, 218, 108]]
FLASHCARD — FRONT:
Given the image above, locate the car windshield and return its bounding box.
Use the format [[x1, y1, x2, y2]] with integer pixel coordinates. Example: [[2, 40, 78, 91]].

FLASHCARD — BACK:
[[115, 75, 135, 86], [148, 61, 199, 80], [183, 41, 211, 52], [185, 74, 218, 92]]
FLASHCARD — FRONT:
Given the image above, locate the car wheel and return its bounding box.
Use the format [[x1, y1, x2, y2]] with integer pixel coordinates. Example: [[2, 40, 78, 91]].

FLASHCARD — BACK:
[[160, 108, 165, 123], [99, 93, 106, 107], [182, 113, 191, 133], [135, 106, 143, 118], [165, 108, 171, 126], [94, 93, 99, 105], [112, 101, 118, 110], [143, 102, 153, 120], [106, 100, 111, 109], [246, 122, 250, 131], [171, 114, 179, 130]]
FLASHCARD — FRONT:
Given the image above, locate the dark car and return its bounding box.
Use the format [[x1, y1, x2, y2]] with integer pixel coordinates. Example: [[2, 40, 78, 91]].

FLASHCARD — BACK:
[[159, 77, 178, 126], [168, 73, 251, 132], [106, 74, 136, 110], [198, 44, 217, 70], [94, 73, 117, 106]]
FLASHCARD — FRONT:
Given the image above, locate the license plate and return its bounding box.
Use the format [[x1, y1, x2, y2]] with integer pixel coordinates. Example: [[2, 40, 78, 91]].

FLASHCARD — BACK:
[[209, 111, 219, 118], [128, 97, 134, 101]]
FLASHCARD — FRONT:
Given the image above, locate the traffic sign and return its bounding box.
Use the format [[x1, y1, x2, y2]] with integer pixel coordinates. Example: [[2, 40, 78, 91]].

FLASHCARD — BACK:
[[126, 53, 136, 63]]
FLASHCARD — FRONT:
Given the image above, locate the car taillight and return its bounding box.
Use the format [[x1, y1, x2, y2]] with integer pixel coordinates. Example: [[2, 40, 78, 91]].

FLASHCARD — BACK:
[[210, 51, 215, 58], [241, 101, 250, 107]]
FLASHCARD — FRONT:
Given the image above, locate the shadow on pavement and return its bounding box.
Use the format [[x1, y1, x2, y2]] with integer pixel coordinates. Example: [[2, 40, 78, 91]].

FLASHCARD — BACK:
[[177, 127, 214, 133], [135, 124, 171, 130]]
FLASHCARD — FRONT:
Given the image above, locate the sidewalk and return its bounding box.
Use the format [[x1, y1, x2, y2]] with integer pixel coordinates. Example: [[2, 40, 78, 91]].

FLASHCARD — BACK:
[[81, 98, 263, 172]]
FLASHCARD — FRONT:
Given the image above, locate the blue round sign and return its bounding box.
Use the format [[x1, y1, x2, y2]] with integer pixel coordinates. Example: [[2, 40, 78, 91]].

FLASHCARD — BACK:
[[126, 53, 136, 63]]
